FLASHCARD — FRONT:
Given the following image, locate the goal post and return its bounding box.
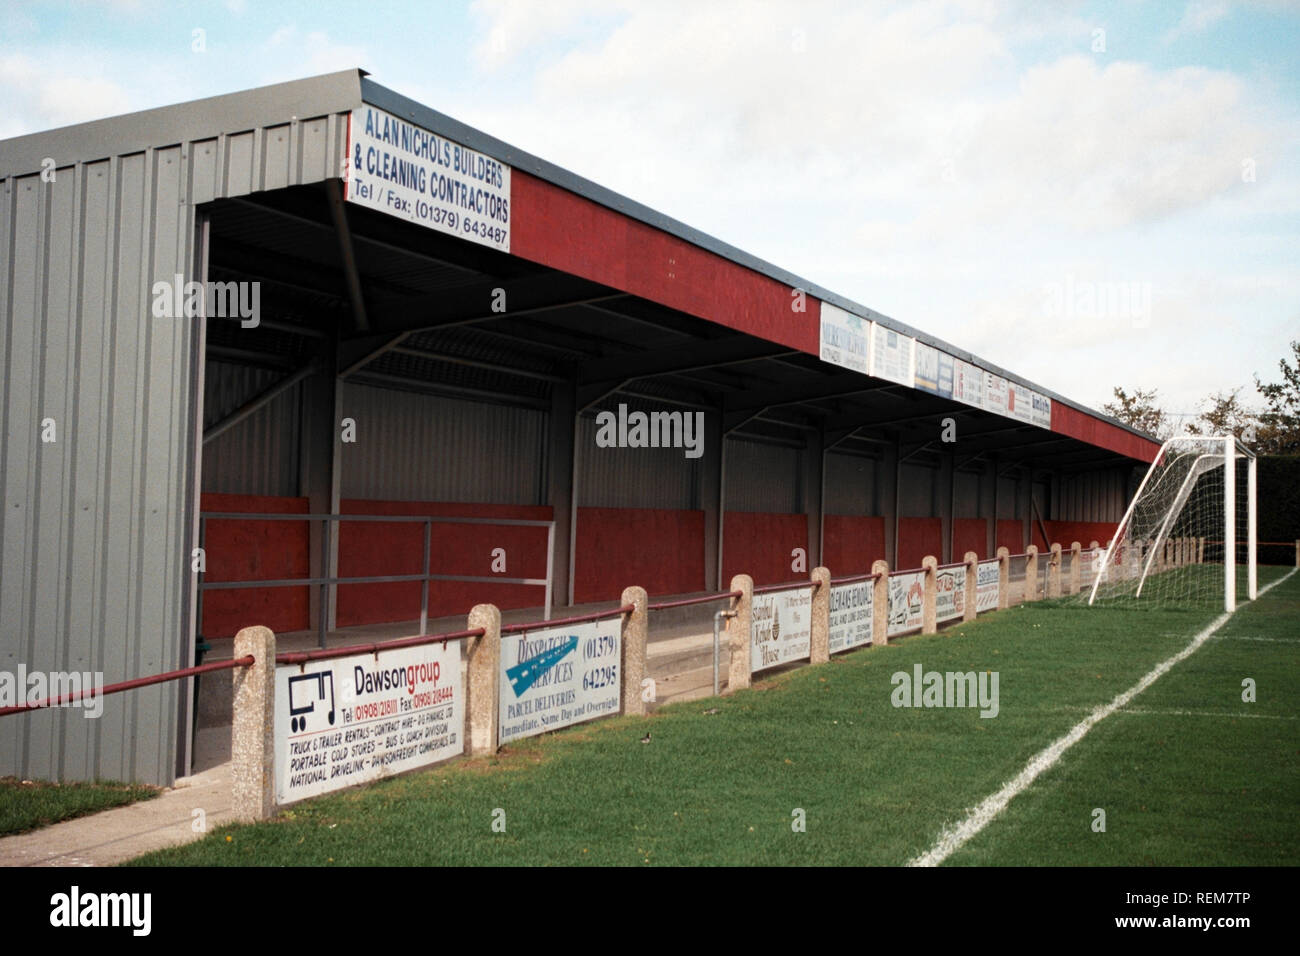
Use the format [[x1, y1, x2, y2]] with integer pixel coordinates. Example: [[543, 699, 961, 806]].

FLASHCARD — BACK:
[[1086, 435, 1256, 612]]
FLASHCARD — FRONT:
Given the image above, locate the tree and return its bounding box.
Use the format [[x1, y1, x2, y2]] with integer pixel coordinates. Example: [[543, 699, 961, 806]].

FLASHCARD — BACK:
[[1103, 386, 1171, 439], [1185, 387, 1260, 442], [1255, 340, 1300, 456]]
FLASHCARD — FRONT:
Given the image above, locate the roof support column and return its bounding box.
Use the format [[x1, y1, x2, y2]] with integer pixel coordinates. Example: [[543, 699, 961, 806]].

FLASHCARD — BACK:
[[806, 429, 824, 569], [299, 333, 342, 639], [941, 447, 954, 564], [702, 408, 724, 592], [883, 437, 900, 567], [549, 382, 576, 609]]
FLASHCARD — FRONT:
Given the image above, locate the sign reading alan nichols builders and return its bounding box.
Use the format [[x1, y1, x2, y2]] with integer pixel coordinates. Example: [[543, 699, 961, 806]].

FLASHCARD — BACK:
[[275, 641, 464, 805], [498, 619, 622, 745], [751, 587, 813, 672], [819, 302, 870, 375], [345, 104, 511, 252]]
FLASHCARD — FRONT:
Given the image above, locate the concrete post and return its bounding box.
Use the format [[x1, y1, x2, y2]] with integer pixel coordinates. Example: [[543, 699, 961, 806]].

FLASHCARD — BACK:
[[1069, 542, 1081, 595], [232, 625, 276, 822], [1025, 545, 1039, 602], [810, 567, 830, 664], [962, 551, 978, 623], [727, 574, 754, 692], [620, 586, 648, 716], [997, 546, 1010, 610], [872, 560, 890, 647], [465, 604, 500, 755], [921, 556, 938, 635], [1048, 543, 1062, 598]]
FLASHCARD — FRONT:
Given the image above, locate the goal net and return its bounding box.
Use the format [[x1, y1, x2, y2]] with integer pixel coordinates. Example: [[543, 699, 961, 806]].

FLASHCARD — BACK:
[[1085, 436, 1256, 612]]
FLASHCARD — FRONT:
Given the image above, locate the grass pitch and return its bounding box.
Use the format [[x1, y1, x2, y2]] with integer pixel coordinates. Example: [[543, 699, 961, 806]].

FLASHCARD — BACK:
[[129, 568, 1297, 866], [0, 778, 159, 837]]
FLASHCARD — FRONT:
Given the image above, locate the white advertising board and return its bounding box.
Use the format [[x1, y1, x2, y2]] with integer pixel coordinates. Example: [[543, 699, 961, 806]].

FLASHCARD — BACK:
[[345, 104, 511, 252], [275, 640, 464, 805], [914, 343, 954, 399], [952, 358, 985, 409], [499, 618, 622, 744], [1030, 391, 1052, 429], [828, 580, 873, 654], [984, 372, 1011, 417], [935, 566, 965, 624], [871, 323, 915, 387], [1009, 382, 1035, 424], [819, 303, 870, 375], [751, 587, 813, 672], [887, 571, 925, 637], [976, 559, 999, 613]]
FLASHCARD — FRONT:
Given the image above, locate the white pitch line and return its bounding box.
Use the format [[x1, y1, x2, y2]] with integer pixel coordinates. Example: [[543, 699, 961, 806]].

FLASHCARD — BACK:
[[907, 568, 1297, 868], [1212, 635, 1300, 644], [1120, 707, 1298, 721]]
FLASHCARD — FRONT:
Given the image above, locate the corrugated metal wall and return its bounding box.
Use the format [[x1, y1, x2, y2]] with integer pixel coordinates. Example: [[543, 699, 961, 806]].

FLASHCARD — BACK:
[[725, 437, 802, 513], [1056, 466, 1131, 523], [0, 106, 352, 785], [577, 406, 701, 509], [341, 383, 547, 504], [899, 462, 939, 516], [824, 450, 878, 515], [201, 361, 301, 496]]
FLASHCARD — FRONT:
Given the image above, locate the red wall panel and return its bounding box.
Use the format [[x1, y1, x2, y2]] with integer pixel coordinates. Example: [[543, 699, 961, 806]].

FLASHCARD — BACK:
[[996, 519, 1025, 555], [199, 493, 310, 638], [336, 500, 553, 627], [574, 508, 705, 602], [897, 517, 943, 569], [723, 512, 809, 586], [822, 515, 886, 576], [952, 517, 990, 560]]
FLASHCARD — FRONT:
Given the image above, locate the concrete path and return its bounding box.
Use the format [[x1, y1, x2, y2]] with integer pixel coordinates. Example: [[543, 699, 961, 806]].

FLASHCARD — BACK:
[[0, 728, 235, 867]]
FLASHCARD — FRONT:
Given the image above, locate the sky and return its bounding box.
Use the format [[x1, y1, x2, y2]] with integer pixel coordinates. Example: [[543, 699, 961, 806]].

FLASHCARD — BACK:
[[3, 0, 1298, 428]]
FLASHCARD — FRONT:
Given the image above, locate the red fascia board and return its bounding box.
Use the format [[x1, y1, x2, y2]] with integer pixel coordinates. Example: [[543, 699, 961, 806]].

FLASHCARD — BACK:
[[511, 170, 815, 354], [512, 169, 1158, 464]]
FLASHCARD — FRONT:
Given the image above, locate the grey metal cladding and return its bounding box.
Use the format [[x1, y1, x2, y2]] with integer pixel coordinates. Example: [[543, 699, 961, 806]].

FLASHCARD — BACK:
[[724, 438, 802, 514], [0, 81, 356, 785], [340, 383, 547, 505]]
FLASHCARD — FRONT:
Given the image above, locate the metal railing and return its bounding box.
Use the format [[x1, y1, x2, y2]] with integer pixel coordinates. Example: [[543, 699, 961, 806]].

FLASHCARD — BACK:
[[199, 511, 556, 648], [0, 656, 255, 717]]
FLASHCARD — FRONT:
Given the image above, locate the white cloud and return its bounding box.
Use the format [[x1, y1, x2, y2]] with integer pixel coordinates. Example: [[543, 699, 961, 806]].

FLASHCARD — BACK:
[[0, 54, 133, 135], [1163, 0, 1231, 43]]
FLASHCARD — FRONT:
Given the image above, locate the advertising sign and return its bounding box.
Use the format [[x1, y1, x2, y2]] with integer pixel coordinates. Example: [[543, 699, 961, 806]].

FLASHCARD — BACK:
[[887, 571, 925, 637], [914, 343, 954, 398], [936, 566, 965, 623], [1030, 391, 1052, 429], [751, 587, 813, 672], [345, 104, 511, 252], [499, 618, 622, 744], [953, 358, 985, 409], [871, 323, 915, 387], [275, 640, 464, 804], [828, 580, 873, 654], [1009, 382, 1035, 424], [984, 372, 1010, 417], [819, 303, 870, 375], [976, 559, 999, 613]]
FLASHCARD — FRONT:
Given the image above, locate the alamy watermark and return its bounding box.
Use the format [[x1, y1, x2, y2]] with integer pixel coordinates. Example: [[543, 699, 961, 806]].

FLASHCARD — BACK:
[[0, 667, 104, 718], [594, 403, 704, 460], [891, 663, 999, 718], [151, 274, 260, 328], [1043, 275, 1150, 328]]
